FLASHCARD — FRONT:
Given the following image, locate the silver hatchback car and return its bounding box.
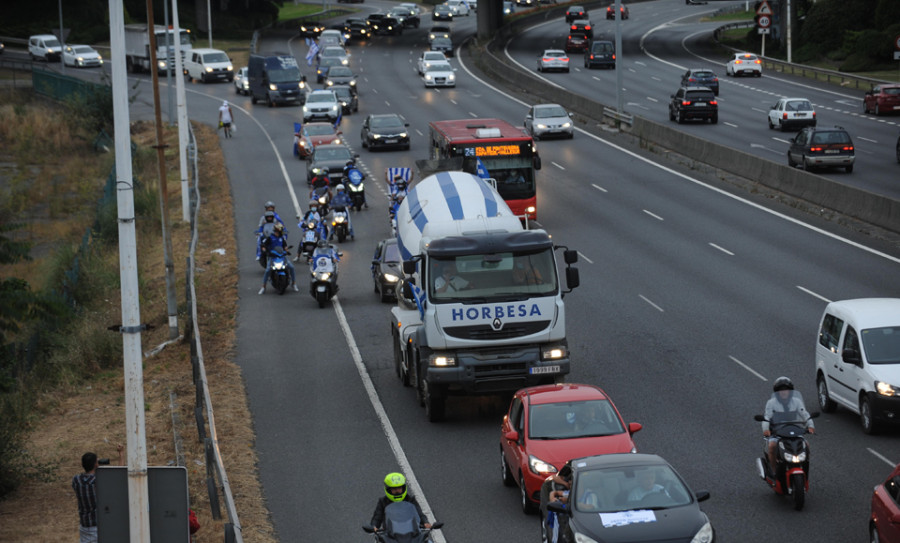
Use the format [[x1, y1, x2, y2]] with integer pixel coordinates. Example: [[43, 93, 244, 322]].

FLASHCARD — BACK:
[[524, 103, 574, 139]]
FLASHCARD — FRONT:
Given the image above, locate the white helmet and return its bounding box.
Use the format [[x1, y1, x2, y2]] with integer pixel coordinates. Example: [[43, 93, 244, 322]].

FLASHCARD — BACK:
[[336, 184, 346, 191]]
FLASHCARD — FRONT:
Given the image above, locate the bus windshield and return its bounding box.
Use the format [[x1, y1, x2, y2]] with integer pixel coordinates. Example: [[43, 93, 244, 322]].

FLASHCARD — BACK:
[[429, 249, 557, 303]]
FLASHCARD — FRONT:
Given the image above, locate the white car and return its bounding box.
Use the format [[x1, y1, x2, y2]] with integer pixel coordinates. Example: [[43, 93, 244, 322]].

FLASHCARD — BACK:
[[318, 29, 345, 47], [303, 90, 341, 123], [524, 103, 574, 139], [319, 45, 350, 66], [423, 61, 456, 87], [62, 45, 103, 68], [446, 0, 471, 16], [234, 66, 250, 95], [417, 51, 448, 75], [537, 49, 569, 73], [28, 34, 62, 62], [815, 298, 900, 434], [400, 2, 423, 14], [767, 97, 816, 131], [726, 52, 762, 77]]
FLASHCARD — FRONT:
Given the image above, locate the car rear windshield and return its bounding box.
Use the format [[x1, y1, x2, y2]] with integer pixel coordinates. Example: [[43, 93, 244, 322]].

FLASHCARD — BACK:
[[883, 88, 900, 96], [786, 100, 813, 111], [693, 71, 714, 78], [685, 91, 714, 101], [811, 131, 851, 145], [592, 42, 613, 52]]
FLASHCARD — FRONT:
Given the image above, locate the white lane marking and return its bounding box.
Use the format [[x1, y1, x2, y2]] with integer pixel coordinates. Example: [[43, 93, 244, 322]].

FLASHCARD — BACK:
[[639, 295, 664, 312], [552, 161, 565, 170], [796, 286, 831, 303], [868, 448, 896, 468], [591, 183, 607, 192], [646, 96, 659, 103], [577, 251, 594, 264], [858, 136, 877, 144], [643, 209, 664, 221], [729, 356, 768, 381], [709, 243, 734, 255], [415, 129, 424, 136], [332, 296, 445, 543], [450, 99, 458, 105], [468, 111, 478, 117], [724, 122, 738, 128]]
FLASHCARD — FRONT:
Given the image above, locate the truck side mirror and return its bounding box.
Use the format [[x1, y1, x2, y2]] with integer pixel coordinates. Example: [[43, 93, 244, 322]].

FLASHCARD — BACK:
[[565, 267, 579, 290], [403, 260, 416, 274], [563, 250, 578, 264]]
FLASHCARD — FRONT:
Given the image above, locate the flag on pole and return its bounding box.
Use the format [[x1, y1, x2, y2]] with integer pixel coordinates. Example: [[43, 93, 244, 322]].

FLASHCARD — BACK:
[[475, 157, 490, 179], [333, 107, 342, 129], [293, 122, 303, 157], [306, 41, 319, 66]]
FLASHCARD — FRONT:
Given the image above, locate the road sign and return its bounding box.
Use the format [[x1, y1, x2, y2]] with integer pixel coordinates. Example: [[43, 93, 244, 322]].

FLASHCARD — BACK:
[[758, 27, 771, 35], [756, 0, 772, 15], [757, 15, 771, 28], [895, 35, 900, 50]]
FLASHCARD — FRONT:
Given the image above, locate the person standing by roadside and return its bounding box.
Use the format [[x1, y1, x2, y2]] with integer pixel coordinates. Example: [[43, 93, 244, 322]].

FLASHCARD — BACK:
[[218, 100, 234, 138], [72, 444, 124, 543]]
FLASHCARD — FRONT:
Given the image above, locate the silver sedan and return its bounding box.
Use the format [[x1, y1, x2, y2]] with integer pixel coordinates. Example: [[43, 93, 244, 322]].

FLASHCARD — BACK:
[[524, 103, 574, 139], [537, 49, 569, 73]]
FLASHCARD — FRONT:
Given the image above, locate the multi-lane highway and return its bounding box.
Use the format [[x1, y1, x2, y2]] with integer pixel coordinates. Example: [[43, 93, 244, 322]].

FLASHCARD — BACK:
[[504, 0, 900, 200], [17, 1, 900, 540]]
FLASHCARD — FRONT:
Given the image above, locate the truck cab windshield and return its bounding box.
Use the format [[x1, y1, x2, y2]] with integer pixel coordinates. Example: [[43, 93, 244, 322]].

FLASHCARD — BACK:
[[429, 250, 557, 302]]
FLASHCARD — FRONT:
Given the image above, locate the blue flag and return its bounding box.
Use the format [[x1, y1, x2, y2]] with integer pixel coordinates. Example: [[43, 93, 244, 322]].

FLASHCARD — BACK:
[[293, 122, 303, 156], [475, 157, 490, 179], [333, 107, 342, 129], [306, 41, 319, 66]]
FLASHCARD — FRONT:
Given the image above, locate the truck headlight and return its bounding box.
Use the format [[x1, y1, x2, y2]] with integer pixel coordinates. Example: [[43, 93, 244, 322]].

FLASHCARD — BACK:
[[528, 454, 557, 475], [876, 381, 897, 397], [383, 273, 399, 283], [429, 354, 456, 367], [269, 83, 278, 91], [541, 346, 567, 360]]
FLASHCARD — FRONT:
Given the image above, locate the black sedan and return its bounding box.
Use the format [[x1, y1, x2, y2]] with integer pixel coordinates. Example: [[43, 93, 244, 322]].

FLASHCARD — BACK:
[[306, 144, 358, 183], [371, 238, 402, 302], [360, 114, 411, 151], [332, 85, 359, 113], [299, 19, 324, 38], [545, 454, 714, 543], [389, 7, 421, 28], [344, 18, 371, 41]]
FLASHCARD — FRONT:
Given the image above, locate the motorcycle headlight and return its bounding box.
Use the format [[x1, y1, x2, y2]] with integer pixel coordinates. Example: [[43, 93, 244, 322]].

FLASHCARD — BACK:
[[317, 272, 331, 281], [528, 454, 557, 476], [876, 381, 897, 397], [349, 80, 356, 86], [307, 222, 317, 229], [318, 195, 327, 204], [428, 353, 456, 367], [383, 273, 399, 283], [157, 59, 167, 69], [690, 521, 714, 543], [273, 262, 285, 270], [783, 450, 806, 463], [334, 216, 345, 223]]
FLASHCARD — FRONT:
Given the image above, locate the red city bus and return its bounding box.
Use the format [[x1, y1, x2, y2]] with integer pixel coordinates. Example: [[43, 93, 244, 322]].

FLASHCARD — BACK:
[[428, 119, 541, 221]]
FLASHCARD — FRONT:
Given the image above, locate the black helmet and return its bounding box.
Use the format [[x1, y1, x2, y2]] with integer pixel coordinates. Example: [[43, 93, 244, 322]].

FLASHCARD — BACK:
[[317, 239, 327, 248], [773, 376, 794, 392], [346, 160, 355, 167], [264, 210, 275, 219]]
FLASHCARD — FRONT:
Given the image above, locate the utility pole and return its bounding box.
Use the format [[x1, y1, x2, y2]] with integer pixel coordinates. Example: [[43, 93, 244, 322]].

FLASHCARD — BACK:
[[146, 0, 180, 340], [173, 0, 191, 222], [107, 1, 151, 540], [615, 0, 623, 117], [164, 0, 174, 125]]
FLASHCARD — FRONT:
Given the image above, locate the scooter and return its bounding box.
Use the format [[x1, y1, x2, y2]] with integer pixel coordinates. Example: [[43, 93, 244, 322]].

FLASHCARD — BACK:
[[362, 501, 443, 543], [311, 185, 332, 218], [344, 167, 367, 211], [331, 206, 350, 243], [309, 251, 340, 308], [263, 246, 293, 295], [754, 407, 819, 511]]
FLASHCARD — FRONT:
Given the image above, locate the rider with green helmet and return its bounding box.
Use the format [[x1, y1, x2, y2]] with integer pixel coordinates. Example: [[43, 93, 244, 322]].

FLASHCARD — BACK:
[[370, 472, 432, 530]]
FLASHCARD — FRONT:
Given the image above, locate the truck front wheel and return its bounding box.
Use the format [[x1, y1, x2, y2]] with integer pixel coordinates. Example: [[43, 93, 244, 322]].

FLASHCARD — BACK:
[[423, 380, 445, 422]]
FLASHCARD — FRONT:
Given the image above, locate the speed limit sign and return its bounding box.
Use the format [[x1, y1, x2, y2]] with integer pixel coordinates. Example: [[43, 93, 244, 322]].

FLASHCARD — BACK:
[[757, 15, 771, 28]]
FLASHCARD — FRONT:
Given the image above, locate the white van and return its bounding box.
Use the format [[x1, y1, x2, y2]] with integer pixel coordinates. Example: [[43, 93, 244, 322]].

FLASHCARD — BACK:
[[815, 298, 900, 434], [29, 34, 62, 62], [184, 48, 234, 83]]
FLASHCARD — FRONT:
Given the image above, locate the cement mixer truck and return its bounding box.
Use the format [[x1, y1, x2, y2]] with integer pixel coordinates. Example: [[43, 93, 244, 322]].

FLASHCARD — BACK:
[[390, 171, 579, 422]]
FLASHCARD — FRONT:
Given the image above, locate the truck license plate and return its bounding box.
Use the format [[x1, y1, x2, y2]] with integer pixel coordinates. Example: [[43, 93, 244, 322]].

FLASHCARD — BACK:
[[530, 365, 560, 375]]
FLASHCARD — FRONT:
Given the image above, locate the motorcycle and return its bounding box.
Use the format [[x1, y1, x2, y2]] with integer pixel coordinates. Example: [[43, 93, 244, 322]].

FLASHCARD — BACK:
[[309, 250, 341, 308], [754, 401, 819, 511], [256, 222, 278, 269], [299, 222, 321, 259], [362, 501, 443, 543], [311, 185, 332, 217], [331, 206, 351, 243], [262, 245, 293, 295], [344, 167, 367, 211]]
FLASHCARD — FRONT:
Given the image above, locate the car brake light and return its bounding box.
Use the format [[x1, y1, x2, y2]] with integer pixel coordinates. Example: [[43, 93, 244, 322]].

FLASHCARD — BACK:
[[688, 77, 696, 82], [782, 113, 788, 120], [844, 146, 854, 151], [809, 146, 823, 152], [612, 54, 615, 59], [585, 25, 591, 30], [755, 59, 761, 64], [812, 112, 816, 118], [682, 100, 691, 106], [735, 59, 742, 64], [710, 100, 717, 105]]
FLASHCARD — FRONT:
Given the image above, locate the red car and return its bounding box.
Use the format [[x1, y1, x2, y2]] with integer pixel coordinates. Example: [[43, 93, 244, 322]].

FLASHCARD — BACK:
[[294, 122, 343, 159], [499, 383, 642, 513], [871, 462, 900, 542], [864, 84, 900, 116], [606, 4, 629, 19]]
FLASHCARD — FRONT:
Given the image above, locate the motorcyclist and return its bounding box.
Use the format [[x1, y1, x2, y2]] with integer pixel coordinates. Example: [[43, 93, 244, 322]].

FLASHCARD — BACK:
[[257, 200, 285, 229], [329, 184, 355, 240], [370, 472, 432, 531], [343, 160, 368, 208], [309, 169, 332, 194], [311, 239, 341, 270], [301, 200, 329, 239], [762, 377, 815, 475], [390, 176, 408, 203], [389, 192, 405, 219], [259, 223, 298, 294], [255, 210, 279, 261]]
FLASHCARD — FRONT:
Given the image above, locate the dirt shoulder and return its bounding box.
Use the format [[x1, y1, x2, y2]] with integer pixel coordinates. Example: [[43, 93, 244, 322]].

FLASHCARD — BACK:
[[0, 120, 277, 543]]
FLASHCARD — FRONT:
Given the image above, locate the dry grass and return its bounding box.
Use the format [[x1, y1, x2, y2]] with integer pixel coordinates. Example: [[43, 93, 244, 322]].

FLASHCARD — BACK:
[[0, 110, 277, 542]]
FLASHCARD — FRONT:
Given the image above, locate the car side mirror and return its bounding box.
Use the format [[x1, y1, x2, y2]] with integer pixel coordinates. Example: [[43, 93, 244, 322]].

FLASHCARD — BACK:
[[525, 114, 533, 120], [503, 429, 519, 441], [694, 490, 711, 502], [628, 422, 643, 435]]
